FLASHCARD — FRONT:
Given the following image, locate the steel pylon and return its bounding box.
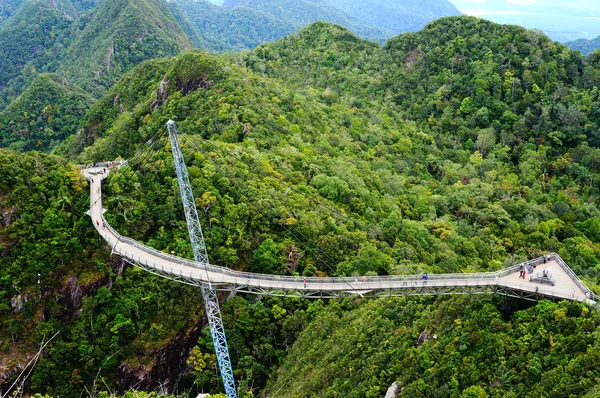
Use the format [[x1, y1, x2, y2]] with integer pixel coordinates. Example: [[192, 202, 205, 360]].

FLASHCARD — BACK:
[[166, 120, 237, 398]]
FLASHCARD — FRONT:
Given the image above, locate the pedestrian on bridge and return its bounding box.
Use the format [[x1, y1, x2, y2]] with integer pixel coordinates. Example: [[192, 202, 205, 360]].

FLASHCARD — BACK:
[[303, 277, 307, 289]]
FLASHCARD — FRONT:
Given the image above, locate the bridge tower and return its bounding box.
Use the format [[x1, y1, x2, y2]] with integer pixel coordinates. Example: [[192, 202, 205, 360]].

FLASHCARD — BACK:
[[166, 120, 237, 398]]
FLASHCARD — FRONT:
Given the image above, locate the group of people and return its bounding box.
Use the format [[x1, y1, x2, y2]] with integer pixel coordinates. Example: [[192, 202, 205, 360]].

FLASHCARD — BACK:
[[95, 219, 106, 229], [519, 263, 537, 279]]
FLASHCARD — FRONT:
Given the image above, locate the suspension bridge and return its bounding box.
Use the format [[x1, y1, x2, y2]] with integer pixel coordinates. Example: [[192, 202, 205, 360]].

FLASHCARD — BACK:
[[83, 121, 597, 397]]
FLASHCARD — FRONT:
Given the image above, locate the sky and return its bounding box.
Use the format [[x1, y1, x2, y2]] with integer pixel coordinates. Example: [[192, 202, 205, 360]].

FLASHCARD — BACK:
[[448, 0, 600, 42]]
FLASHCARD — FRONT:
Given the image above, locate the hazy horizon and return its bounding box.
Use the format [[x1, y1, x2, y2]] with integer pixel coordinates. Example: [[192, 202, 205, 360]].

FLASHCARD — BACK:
[[448, 0, 600, 42]]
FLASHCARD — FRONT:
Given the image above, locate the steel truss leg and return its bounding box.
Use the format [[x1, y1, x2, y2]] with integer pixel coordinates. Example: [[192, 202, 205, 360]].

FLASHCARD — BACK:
[[201, 284, 237, 398]]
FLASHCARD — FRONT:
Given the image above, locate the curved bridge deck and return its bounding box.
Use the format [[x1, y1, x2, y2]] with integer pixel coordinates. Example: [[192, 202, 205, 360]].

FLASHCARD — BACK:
[[84, 164, 597, 304]]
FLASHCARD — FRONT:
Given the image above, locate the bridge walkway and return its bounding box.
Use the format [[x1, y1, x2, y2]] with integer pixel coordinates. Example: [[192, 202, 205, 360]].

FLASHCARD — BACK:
[[83, 164, 597, 304]]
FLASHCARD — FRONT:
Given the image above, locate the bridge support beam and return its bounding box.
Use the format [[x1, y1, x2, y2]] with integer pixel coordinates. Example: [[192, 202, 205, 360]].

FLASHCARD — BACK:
[[166, 120, 237, 398]]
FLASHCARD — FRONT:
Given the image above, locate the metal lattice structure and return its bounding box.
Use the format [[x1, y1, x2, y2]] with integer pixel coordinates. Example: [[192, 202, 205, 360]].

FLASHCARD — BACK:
[[166, 120, 237, 398]]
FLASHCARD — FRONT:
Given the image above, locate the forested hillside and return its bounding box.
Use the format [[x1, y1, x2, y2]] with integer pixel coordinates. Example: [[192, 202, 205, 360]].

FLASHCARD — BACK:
[[0, 0, 75, 109], [2, 16, 600, 398], [566, 35, 600, 56], [169, 0, 299, 52], [221, 0, 391, 42], [322, 0, 460, 33], [57, 0, 191, 97], [265, 296, 600, 397], [0, 74, 94, 151], [0, 0, 191, 152]]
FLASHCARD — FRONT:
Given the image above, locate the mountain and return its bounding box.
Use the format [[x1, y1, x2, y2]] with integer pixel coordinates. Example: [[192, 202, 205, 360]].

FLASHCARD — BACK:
[[0, 0, 190, 152], [2, 17, 600, 397], [0, 0, 24, 25], [57, 0, 191, 97], [321, 0, 461, 34], [566, 35, 600, 56], [165, 0, 216, 50], [222, 0, 392, 42], [0, 0, 75, 108], [170, 0, 300, 52], [0, 73, 94, 151], [0, 0, 104, 101], [265, 296, 600, 397]]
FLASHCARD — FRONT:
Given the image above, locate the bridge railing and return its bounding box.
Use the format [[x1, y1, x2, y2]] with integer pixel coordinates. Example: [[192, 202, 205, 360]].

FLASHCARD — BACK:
[[550, 253, 598, 300], [100, 217, 597, 302], [102, 214, 551, 286], [90, 164, 597, 300]]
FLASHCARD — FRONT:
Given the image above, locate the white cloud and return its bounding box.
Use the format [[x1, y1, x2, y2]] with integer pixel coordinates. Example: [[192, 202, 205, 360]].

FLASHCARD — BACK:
[[506, 0, 536, 6], [461, 9, 531, 16]]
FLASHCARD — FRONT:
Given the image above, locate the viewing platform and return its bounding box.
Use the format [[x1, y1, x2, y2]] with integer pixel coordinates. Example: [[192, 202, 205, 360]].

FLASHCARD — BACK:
[[83, 163, 598, 304]]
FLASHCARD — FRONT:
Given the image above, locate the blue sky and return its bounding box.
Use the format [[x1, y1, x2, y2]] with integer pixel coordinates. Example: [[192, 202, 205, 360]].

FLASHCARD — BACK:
[[448, 0, 600, 42]]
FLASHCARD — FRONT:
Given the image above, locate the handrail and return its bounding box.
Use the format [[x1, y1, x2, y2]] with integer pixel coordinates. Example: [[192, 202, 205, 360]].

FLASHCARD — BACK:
[[86, 163, 598, 303], [550, 253, 597, 300], [101, 213, 548, 285]]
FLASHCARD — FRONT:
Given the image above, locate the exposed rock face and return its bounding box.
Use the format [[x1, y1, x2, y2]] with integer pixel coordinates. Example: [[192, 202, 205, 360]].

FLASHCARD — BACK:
[[385, 381, 400, 398], [151, 78, 169, 110], [10, 295, 23, 314], [179, 74, 213, 95], [416, 328, 431, 347], [1, 210, 16, 227], [115, 319, 206, 394]]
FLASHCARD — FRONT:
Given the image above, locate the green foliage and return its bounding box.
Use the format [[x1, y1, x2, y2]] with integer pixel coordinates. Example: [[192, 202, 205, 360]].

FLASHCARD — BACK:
[[0, 0, 75, 109], [5, 16, 600, 398], [566, 36, 600, 56], [170, 0, 300, 52], [265, 297, 600, 397], [0, 73, 94, 151], [57, 0, 191, 97], [222, 0, 391, 43]]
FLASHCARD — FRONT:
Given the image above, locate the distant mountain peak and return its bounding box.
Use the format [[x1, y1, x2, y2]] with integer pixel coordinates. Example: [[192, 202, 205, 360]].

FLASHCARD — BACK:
[[58, 0, 190, 97]]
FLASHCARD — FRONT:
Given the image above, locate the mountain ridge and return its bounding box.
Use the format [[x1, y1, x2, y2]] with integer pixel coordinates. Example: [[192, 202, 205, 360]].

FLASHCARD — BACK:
[[566, 35, 600, 56], [57, 0, 191, 97]]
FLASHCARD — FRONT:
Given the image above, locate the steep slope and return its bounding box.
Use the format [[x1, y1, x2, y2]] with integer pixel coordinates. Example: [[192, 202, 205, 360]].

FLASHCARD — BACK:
[[165, 0, 218, 50], [222, 0, 391, 42], [322, 0, 461, 33], [57, 0, 191, 97], [566, 35, 600, 56], [0, 73, 94, 151], [0, 0, 75, 108], [0, 0, 24, 25], [171, 0, 300, 52], [0, 148, 207, 397], [3, 18, 600, 398], [265, 296, 600, 397]]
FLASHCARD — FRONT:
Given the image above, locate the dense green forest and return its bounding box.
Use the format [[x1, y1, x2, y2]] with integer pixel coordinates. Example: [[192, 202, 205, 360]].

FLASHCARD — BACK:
[[266, 296, 600, 397], [320, 0, 460, 34], [169, 0, 299, 52], [221, 0, 391, 42], [0, 0, 461, 152], [566, 35, 600, 56], [0, 0, 75, 109], [0, 74, 95, 151], [0, 0, 191, 152], [2, 14, 600, 398], [56, 0, 190, 97]]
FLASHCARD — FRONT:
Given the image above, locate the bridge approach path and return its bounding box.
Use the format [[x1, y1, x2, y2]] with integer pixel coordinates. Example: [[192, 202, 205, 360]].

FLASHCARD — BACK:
[[83, 163, 597, 304]]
